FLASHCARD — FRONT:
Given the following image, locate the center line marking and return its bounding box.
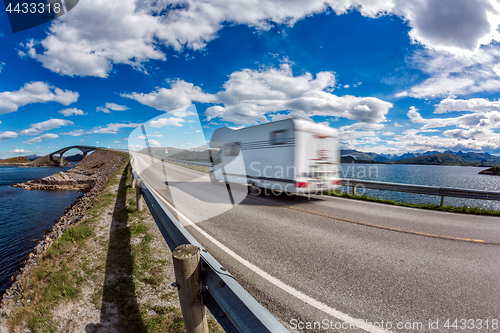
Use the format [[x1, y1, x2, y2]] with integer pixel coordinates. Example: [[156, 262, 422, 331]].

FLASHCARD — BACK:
[[152, 157, 486, 244]]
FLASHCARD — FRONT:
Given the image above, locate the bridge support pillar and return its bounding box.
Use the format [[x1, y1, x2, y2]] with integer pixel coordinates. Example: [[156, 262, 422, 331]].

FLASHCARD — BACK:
[[136, 181, 144, 211], [59, 154, 64, 167], [49, 154, 54, 161], [83, 151, 88, 159]]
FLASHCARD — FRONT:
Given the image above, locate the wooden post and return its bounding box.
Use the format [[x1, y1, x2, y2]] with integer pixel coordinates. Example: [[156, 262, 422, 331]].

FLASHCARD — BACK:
[[172, 244, 208, 333], [136, 181, 144, 211], [440, 196, 444, 207]]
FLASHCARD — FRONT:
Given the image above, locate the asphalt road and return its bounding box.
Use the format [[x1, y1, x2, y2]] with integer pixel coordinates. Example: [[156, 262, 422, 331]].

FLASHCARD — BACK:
[[132, 153, 500, 333]]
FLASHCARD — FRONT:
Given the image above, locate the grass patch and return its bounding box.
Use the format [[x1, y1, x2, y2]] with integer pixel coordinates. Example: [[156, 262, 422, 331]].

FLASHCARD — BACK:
[[60, 225, 93, 243], [325, 191, 500, 216]]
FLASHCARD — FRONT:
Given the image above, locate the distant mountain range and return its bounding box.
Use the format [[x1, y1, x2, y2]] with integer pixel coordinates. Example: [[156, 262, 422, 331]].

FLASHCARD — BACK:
[[341, 149, 500, 166], [137, 147, 500, 166], [22, 153, 86, 162]]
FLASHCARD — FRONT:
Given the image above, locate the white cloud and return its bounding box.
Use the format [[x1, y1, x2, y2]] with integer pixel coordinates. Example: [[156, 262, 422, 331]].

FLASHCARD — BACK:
[[408, 106, 500, 130], [23, 1, 500, 78], [105, 103, 129, 111], [128, 144, 145, 151], [434, 97, 500, 113], [90, 123, 140, 134], [399, 47, 500, 98], [400, 0, 500, 55], [394, 106, 500, 152], [122, 80, 215, 114], [148, 139, 161, 147], [149, 117, 185, 127], [339, 123, 385, 131], [96, 106, 110, 113], [96, 102, 130, 113], [59, 108, 86, 116], [126, 64, 392, 125], [11, 149, 31, 153], [0, 131, 18, 142], [24, 133, 59, 144], [62, 129, 85, 136], [19, 119, 74, 135], [205, 64, 392, 124], [0, 82, 78, 115]]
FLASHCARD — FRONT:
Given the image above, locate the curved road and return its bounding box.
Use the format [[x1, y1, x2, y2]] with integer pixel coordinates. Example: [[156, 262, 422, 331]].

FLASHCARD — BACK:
[[132, 153, 500, 333]]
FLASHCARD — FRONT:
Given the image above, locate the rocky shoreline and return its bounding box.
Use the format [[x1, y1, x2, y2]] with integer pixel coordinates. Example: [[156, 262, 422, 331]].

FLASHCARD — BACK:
[[0, 149, 128, 323], [0, 163, 31, 167], [479, 166, 500, 175], [12, 169, 96, 191]]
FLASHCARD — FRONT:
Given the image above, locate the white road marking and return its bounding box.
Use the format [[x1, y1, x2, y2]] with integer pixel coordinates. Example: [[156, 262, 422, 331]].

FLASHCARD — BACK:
[[146, 180, 394, 333]]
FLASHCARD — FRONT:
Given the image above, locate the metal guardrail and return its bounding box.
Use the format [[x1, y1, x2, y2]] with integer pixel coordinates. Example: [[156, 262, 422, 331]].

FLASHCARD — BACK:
[[341, 179, 500, 206], [130, 156, 289, 333], [163, 158, 212, 172]]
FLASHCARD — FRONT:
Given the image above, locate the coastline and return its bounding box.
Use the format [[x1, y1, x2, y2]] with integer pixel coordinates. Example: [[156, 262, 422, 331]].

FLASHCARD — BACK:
[[0, 149, 128, 322], [0, 151, 224, 332]]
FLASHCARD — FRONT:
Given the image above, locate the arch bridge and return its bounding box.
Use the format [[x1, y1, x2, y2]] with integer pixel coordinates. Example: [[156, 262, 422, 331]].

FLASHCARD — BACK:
[[49, 146, 99, 166]]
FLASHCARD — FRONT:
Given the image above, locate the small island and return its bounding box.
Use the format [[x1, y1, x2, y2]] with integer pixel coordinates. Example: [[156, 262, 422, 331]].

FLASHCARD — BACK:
[[0, 155, 71, 167], [479, 166, 500, 175]]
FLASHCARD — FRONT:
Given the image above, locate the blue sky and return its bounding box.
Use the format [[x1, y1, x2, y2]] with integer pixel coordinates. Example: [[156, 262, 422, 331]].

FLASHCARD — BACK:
[[1, 0, 500, 158]]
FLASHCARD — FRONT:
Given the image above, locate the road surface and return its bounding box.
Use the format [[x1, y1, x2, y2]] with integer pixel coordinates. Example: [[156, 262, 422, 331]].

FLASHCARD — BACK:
[[132, 152, 500, 333]]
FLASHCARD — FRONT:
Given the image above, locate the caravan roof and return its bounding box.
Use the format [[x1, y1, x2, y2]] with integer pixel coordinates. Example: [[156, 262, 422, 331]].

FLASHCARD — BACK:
[[210, 118, 338, 148]]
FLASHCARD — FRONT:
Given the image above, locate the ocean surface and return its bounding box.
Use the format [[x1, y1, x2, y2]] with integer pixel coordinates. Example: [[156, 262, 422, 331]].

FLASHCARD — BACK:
[[0, 164, 79, 297], [339, 163, 500, 210]]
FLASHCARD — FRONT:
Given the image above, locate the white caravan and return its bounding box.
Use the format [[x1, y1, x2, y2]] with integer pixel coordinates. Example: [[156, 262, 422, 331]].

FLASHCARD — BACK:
[[209, 118, 340, 195]]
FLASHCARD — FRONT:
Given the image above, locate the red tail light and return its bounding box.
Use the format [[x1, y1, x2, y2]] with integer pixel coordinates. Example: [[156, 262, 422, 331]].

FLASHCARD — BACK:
[[333, 179, 341, 185], [295, 181, 310, 188]]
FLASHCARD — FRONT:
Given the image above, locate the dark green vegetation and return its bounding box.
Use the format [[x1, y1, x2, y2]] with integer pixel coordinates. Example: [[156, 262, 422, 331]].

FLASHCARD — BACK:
[[325, 191, 500, 216], [341, 149, 390, 163], [394, 153, 466, 166], [479, 166, 500, 175], [0, 156, 31, 164]]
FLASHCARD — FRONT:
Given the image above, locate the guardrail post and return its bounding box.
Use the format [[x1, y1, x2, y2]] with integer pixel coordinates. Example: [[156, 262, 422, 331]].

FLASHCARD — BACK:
[[136, 181, 144, 211], [352, 185, 356, 196], [440, 196, 444, 207], [131, 172, 135, 189], [172, 244, 208, 333]]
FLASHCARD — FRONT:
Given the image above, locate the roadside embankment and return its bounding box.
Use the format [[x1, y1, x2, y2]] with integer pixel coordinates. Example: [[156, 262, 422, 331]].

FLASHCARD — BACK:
[[0, 149, 223, 333], [0, 149, 127, 330], [12, 150, 121, 191]]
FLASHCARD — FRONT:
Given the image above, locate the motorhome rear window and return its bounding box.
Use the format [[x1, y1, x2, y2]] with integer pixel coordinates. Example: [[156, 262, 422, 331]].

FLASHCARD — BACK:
[[224, 142, 240, 156], [270, 130, 286, 144]]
